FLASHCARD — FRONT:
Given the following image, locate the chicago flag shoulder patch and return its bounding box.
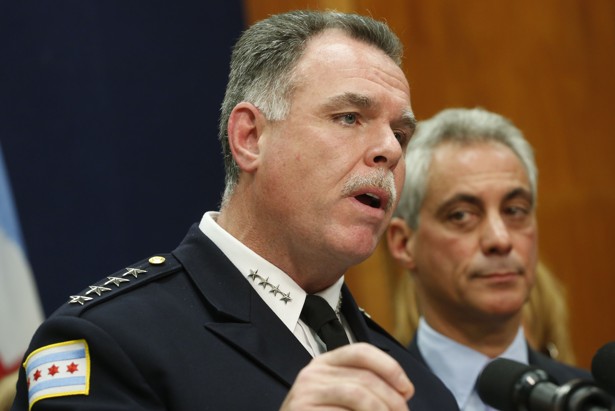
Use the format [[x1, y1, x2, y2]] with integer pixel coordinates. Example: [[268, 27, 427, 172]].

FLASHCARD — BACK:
[[23, 339, 90, 409]]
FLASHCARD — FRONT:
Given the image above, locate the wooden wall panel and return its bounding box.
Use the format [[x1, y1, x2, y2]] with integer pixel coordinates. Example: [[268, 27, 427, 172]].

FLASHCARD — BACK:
[[244, 0, 615, 369]]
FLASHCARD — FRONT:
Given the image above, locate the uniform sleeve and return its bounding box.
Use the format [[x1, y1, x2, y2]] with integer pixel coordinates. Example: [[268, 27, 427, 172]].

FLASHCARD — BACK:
[[11, 315, 166, 411]]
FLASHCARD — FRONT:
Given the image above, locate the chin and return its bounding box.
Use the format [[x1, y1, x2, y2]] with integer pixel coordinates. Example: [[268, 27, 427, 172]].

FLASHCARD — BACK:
[[324, 223, 381, 261], [338, 237, 379, 264], [484, 300, 525, 319]]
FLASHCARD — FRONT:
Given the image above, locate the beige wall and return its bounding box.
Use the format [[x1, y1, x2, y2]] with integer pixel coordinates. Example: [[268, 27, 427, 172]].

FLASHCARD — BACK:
[[244, 0, 615, 369]]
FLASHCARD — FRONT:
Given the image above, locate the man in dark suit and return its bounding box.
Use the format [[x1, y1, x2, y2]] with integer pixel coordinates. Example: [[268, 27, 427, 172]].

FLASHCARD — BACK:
[[387, 107, 591, 411], [11, 10, 459, 411]]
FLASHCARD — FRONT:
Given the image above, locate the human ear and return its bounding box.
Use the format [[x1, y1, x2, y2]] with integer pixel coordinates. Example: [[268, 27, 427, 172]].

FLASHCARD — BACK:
[[386, 217, 416, 270], [226, 102, 265, 173]]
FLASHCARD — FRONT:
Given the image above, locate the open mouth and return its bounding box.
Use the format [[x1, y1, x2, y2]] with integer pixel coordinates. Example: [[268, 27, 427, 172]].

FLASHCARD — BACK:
[[355, 193, 382, 209]]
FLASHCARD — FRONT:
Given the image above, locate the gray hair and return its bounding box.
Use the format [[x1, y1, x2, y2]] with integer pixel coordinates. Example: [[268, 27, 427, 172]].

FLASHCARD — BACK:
[[395, 107, 538, 229], [218, 10, 404, 206]]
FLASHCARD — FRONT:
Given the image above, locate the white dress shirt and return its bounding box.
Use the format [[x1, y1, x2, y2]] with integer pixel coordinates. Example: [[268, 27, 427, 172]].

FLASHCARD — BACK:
[[198, 211, 354, 356], [417, 317, 528, 411]]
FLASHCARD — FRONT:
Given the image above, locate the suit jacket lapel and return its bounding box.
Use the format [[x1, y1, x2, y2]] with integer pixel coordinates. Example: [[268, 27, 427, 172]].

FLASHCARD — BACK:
[[205, 291, 313, 386], [172, 225, 312, 387]]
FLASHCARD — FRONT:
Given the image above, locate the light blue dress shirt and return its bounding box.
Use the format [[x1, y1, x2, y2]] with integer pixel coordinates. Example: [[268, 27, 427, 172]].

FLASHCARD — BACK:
[[417, 317, 528, 411]]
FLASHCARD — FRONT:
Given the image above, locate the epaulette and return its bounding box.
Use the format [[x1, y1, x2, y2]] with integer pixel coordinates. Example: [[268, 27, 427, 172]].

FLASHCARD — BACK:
[[62, 254, 182, 313]]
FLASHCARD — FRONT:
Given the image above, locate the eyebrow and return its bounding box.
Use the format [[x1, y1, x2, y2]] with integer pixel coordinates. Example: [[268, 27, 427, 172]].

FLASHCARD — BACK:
[[503, 187, 534, 206], [399, 109, 417, 135], [323, 92, 417, 133], [323, 92, 373, 111], [437, 194, 482, 215]]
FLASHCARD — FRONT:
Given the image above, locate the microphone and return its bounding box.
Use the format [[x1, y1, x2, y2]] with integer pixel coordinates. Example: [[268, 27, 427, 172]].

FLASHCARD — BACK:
[[477, 358, 614, 411], [592, 342, 615, 398]]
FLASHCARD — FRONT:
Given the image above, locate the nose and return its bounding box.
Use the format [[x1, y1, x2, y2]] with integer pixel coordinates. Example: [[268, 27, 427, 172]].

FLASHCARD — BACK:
[[365, 127, 403, 170], [480, 212, 513, 256]]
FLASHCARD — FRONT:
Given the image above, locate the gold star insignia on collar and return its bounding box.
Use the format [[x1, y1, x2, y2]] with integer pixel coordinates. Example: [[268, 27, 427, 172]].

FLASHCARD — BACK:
[[69, 295, 93, 305], [104, 276, 130, 287], [280, 292, 292, 304], [269, 284, 282, 296], [258, 277, 271, 288], [122, 267, 147, 278], [248, 269, 260, 281], [85, 285, 112, 296], [247, 268, 293, 304]]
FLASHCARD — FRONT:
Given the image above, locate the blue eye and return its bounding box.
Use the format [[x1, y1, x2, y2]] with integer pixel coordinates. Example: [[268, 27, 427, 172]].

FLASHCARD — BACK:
[[340, 113, 357, 124]]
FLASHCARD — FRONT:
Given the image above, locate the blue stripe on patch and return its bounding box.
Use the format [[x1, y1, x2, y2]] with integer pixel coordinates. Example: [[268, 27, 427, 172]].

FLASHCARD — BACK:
[[28, 376, 87, 400], [25, 348, 86, 374]]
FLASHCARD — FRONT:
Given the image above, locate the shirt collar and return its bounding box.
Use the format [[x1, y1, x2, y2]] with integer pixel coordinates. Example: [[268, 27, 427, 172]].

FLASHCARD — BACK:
[[198, 211, 344, 333], [417, 317, 528, 410]]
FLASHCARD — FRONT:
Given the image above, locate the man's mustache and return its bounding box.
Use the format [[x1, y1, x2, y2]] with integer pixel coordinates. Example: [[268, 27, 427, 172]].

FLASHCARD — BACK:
[[342, 169, 397, 212]]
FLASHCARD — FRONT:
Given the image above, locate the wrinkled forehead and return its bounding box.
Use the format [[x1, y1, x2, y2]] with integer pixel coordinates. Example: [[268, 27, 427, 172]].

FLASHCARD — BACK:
[[433, 140, 525, 169], [428, 141, 531, 190], [293, 29, 408, 90]]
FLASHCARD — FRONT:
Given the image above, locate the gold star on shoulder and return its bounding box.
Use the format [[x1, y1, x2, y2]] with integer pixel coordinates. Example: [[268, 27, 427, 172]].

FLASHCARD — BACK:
[[68, 267, 146, 306], [247, 268, 292, 304], [69, 295, 93, 305], [85, 285, 112, 296], [122, 267, 147, 278], [104, 276, 130, 287]]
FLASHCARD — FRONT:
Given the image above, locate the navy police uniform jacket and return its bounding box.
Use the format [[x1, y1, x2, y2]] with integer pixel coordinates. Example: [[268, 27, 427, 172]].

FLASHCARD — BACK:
[[12, 225, 459, 410]]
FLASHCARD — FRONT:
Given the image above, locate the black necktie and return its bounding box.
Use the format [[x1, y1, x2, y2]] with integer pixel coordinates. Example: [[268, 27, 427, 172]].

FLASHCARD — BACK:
[[300, 294, 349, 351]]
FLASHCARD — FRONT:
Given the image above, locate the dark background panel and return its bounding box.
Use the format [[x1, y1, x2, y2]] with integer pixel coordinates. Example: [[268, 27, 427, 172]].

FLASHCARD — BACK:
[[0, 0, 244, 315]]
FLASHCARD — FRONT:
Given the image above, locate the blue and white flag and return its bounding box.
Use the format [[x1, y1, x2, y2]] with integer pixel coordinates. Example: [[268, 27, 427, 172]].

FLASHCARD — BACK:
[[23, 339, 90, 408], [0, 142, 44, 379]]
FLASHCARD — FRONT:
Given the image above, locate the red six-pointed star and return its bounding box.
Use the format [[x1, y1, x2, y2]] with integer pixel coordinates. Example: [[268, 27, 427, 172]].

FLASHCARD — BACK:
[[48, 364, 59, 376], [66, 362, 79, 374], [33, 369, 42, 381]]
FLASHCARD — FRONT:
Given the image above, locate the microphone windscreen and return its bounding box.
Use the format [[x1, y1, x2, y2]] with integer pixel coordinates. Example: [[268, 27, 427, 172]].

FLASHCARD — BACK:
[[477, 358, 538, 411], [591, 341, 615, 397]]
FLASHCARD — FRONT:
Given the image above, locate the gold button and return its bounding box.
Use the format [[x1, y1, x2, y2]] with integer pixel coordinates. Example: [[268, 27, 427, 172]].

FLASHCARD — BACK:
[[148, 256, 166, 265]]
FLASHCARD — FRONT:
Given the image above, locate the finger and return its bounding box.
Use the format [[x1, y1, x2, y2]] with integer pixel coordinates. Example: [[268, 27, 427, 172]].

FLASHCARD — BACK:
[[320, 342, 414, 400], [284, 368, 407, 411], [325, 385, 402, 411], [318, 373, 411, 411]]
